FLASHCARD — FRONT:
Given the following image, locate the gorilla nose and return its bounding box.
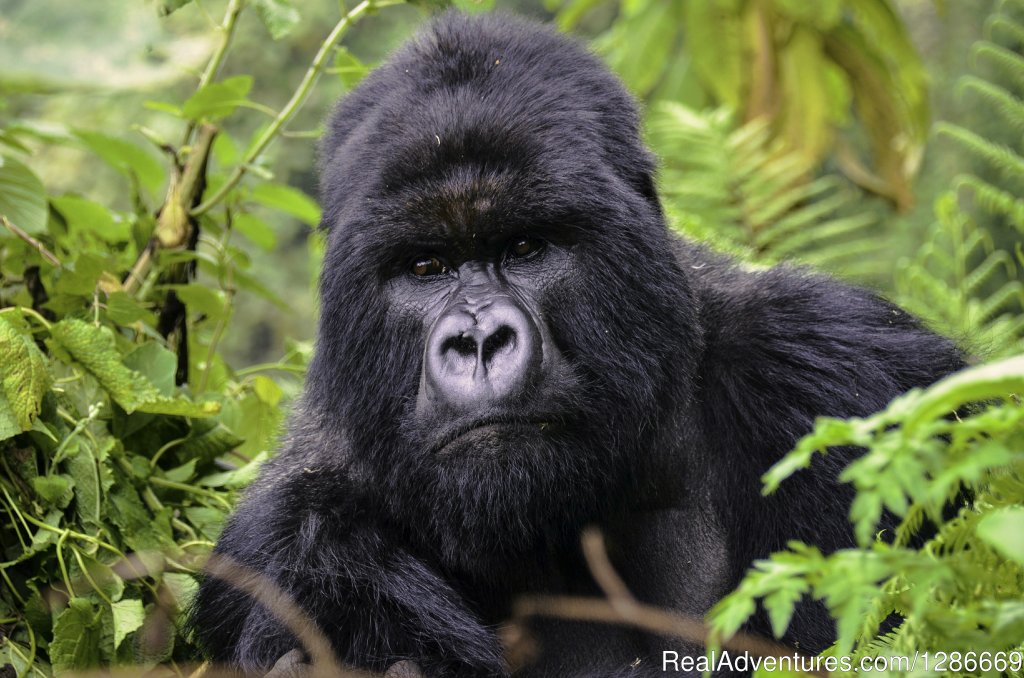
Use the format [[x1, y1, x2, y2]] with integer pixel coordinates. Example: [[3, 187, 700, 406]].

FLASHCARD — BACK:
[[424, 297, 541, 408]]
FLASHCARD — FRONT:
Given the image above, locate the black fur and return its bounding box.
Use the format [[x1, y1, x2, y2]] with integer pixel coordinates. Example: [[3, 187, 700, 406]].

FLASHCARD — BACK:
[[189, 12, 964, 677]]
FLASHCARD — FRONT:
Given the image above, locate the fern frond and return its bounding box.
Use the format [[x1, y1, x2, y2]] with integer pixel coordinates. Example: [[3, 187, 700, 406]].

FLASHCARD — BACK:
[[936, 123, 1024, 182], [953, 174, 1024, 230], [973, 41, 1024, 88], [647, 103, 879, 277], [958, 75, 1024, 132]]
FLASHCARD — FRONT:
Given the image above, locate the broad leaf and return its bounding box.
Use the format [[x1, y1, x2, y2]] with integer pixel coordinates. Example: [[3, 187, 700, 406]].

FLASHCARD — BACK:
[[0, 155, 47, 234]]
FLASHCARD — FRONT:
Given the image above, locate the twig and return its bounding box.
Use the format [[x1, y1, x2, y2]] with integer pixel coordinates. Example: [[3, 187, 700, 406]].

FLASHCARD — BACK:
[[181, 0, 245, 148], [1, 216, 61, 267], [125, 124, 218, 294], [190, 0, 381, 216], [509, 527, 830, 678], [201, 554, 346, 677]]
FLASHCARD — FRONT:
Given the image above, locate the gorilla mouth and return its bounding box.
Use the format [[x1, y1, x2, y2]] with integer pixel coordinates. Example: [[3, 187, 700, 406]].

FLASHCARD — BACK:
[[430, 417, 553, 456]]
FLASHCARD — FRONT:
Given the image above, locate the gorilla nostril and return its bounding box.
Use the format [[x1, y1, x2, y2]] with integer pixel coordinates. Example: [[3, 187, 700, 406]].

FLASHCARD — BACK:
[[482, 325, 515, 363], [442, 333, 477, 358]]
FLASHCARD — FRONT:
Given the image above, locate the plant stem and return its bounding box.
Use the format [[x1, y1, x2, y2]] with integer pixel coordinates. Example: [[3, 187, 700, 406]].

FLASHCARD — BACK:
[[191, 0, 378, 216], [1, 216, 61, 268], [150, 477, 233, 509], [181, 0, 245, 147]]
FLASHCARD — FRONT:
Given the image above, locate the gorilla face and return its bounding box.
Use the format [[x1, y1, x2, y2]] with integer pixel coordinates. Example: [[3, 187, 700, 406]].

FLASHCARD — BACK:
[[307, 15, 702, 573]]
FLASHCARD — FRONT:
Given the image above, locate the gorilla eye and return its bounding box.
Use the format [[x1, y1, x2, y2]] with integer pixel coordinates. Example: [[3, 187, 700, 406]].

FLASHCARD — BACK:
[[411, 255, 449, 277], [508, 236, 542, 259]]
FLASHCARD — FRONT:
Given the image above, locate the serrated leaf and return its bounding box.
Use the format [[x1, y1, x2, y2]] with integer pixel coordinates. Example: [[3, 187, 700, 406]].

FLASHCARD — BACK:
[[178, 418, 245, 463], [111, 599, 145, 649], [253, 0, 300, 40], [250, 183, 321, 226], [163, 571, 199, 608], [182, 507, 226, 542], [50, 319, 160, 413], [0, 313, 51, 440], [135, 397, 221, 418], [0, 154, 47, 234], [66, 440, 101, 526], [50, 598, 102, 674], [108, 483, 173, 552], [181, 76, 254, 122]]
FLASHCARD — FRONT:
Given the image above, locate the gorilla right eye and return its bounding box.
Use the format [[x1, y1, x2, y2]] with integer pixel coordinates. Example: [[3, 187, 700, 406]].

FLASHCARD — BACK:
[[410, 255, 448, 277]]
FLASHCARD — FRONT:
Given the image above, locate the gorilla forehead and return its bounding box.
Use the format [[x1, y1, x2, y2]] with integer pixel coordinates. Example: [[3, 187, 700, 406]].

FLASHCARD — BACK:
[[318, 12, 656, 239]]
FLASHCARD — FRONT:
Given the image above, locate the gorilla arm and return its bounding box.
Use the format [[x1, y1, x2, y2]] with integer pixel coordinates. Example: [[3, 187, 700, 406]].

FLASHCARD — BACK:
[[188, 456, 506, 677]]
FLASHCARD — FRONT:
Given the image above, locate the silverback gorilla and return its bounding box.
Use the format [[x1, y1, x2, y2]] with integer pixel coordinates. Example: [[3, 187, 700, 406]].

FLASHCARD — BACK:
[[190, 11, 964, 678]]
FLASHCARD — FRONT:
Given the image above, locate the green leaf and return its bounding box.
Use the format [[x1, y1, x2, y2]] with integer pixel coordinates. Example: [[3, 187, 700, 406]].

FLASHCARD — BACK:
[[163, 572, 199, 609], [136, 397, 221, 418], [181, 76, 254, 122], [234, 213, 277, 251], [163, 458, 196, 483], [162, 283, 226, 318], [50, 319, 160, 413], [333, 47, 369, 91], [76, 131, 164, 194], [123, 343, 177, 397], [32, 474, 74, 508], [179, 418, 245, 463], [182, 507, 226, 541], [0, 313, 50, 440], [110, 599, 145, 649], [977, 507, 1024, 565], [51, 195, 130, 242], [198, 450, 270, 489], [250, 183, 321, 226], [156, 0, 194, 16], [67, 440, 101, 526], [105, 291, 152, 325], [0, 154, 48, 235], [253, 0, 301, 40], [50, 598, 103, 674], [53, 252, 108, 296]]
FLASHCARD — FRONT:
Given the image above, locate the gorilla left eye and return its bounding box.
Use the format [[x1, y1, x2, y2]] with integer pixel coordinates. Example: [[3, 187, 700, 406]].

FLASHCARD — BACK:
[[410, 255, 449, 277], [508, 236, 542, 258]]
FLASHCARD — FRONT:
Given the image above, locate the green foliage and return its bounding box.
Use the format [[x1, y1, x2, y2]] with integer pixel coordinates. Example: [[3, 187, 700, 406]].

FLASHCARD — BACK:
[[0, 0, 406, 674], [707, 3, 1024, 669], [553, 0, 928, 209], [647, 104, 883, 279], [896, 2, 1024, 358], [709, 357, 1024, 666]]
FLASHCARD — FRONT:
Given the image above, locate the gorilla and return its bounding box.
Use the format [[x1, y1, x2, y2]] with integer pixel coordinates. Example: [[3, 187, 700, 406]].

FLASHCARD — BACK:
[[190, 11, 963, 678]]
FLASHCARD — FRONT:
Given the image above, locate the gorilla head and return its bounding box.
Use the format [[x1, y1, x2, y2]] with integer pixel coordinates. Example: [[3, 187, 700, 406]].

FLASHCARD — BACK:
[[307, 12, 700, 573]]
